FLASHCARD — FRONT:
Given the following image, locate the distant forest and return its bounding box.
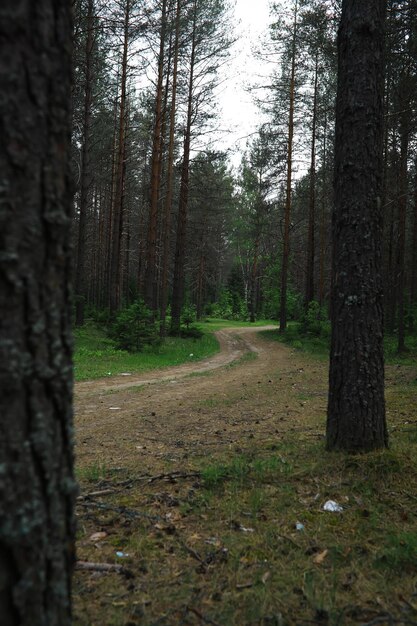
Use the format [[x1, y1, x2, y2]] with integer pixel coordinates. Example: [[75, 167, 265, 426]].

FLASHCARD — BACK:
[[72, 0, 417, 350]]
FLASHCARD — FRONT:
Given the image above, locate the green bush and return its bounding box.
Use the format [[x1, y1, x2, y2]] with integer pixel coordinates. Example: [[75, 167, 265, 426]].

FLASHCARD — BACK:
[[179, 326, 204, 339], [108, 300, 160, 352], [181, 305, 196, 329], [300, 300, 329, 337]]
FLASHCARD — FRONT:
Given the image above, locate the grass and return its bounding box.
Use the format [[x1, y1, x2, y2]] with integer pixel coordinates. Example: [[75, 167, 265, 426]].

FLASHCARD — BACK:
[[73, 325, 417, 625], [74, 318, 273, 381], [261, 322, 417, 365], [199, 318, 276, 332], [73, 322, 220, 381], [74, 430, 417, 625]]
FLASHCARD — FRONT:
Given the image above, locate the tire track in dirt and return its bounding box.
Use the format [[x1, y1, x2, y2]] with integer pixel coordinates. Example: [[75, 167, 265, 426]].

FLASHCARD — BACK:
[[75, 325, 277, 397], [74, 326, 328, 472]]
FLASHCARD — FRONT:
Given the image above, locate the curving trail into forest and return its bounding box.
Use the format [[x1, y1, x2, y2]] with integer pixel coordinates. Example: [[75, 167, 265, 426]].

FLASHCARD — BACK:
[[74, 326, 329, 474], [75, 325, 277, 397]]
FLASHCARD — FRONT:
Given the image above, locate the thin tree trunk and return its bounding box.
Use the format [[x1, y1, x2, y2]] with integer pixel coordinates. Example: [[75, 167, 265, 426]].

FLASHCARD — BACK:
[[305, 52, 318, 308], [75, 0, 94, 326], [109, 0, 130, 314], [327, 0, 388, 452], [318, 109, 328, 308], [160, 0, 181, 335], [0, 1, 76, 622], [171, 0, 197, 335], [145, 0, 168, 315], [397, 114, 409, 353], [279, 0, 298, 332], [410, 158, 417, 329], [250, 235, 260, 323]]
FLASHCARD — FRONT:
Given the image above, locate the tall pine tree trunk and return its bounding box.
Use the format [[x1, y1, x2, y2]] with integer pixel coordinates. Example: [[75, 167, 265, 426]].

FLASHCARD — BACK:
[[304, 52, 318, 308], [397, 120, 409, 353], [0, 1, 76, 622], [109, 0, 130, 314], [327, 0, 388, 452], [171, 0, 197, 335], [410, 158, 417, 328], [318, 109, 328, 308], [279, 0, 298, 332], [145, 0, 167, 315], [75, 0, 94, 326], [160, 0, 181, 335]]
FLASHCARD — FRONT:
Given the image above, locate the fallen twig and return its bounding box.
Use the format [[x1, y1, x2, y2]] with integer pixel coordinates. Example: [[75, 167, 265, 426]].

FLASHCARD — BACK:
[[75, 560, 132, 577], [77, 489, 116, 500], [76, 500, 164, 523], [146, 470, 201, 483]]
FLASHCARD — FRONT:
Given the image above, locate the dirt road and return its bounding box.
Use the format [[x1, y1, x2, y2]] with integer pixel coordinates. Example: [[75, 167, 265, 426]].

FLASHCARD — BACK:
[[74, 326, 328, 473]]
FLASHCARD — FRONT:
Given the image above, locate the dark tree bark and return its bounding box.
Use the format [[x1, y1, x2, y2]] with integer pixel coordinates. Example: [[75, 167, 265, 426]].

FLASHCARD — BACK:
[[327, 0, 388, 452], [0, 1, 76, 624]]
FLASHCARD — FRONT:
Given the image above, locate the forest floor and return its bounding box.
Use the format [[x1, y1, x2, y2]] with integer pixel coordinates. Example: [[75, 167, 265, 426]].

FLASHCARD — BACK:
[[73, 326, 417, 626]]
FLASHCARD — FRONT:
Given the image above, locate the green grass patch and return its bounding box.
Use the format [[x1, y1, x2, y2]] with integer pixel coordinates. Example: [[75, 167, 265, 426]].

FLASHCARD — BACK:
[[260, 323, 330, 358], [73, 322, 220, 381], [262, 322, 417, 365], [199, 318, 276, 332]]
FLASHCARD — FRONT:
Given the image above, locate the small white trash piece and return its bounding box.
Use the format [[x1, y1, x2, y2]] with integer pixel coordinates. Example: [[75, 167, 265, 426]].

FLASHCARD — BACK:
[[295, 521, 305, 531], [323, 500, 343, 513]]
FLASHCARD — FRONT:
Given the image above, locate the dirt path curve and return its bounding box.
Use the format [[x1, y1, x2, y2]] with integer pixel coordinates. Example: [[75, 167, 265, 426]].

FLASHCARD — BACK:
[[74, 326, 328, 473], [76, 325, 277, 397]]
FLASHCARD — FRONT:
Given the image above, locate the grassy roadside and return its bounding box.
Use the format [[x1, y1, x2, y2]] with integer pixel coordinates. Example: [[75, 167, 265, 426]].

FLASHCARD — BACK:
[[74, 319, 275, 381], [73, 334, 417, 625], [260, 323, 417, 365]]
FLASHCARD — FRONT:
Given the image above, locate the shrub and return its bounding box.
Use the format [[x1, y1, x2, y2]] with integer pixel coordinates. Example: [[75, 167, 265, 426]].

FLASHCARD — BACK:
[[179, 326, 204, 339], [108, 300, 160, 352], [300, 300, 329, 337]]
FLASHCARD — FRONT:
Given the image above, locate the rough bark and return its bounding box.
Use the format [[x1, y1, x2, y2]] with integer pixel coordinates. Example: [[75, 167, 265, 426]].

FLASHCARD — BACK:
[[327, 0, 388, 452], [0, 1, 76, 623]]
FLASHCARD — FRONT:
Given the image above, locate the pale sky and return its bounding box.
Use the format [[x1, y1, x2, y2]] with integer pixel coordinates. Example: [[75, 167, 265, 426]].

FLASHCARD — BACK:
[[216, 0, 272, 167]]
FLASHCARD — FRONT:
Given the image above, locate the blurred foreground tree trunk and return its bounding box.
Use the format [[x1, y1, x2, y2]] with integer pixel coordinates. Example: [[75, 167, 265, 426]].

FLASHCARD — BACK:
[[327, 0, 388, 451], [0, 0, 76, 624]]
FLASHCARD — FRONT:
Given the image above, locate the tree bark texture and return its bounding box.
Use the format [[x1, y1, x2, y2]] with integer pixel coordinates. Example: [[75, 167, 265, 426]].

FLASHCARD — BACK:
[[327, 0, 388, 451], [0, 1, 76, 624]]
